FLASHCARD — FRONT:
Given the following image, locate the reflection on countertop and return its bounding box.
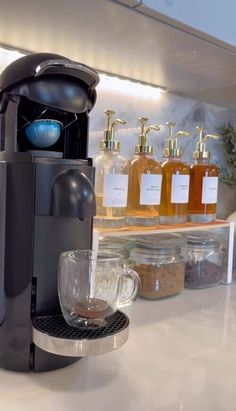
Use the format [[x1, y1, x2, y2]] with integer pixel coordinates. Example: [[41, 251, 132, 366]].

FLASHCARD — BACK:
[[0, 284, 236, 411]]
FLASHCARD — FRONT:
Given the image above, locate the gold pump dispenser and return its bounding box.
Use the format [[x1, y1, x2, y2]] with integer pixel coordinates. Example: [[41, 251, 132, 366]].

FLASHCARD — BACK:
[[100, 110, 126, 151], [135, 117, 160, 154], [193, 126, 219, 159], [163, 122, 191, 157]]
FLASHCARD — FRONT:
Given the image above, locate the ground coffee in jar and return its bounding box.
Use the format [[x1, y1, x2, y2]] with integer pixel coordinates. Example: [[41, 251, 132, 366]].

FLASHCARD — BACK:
[[182, 232, 224, 288], [130, 234, 185, 300]]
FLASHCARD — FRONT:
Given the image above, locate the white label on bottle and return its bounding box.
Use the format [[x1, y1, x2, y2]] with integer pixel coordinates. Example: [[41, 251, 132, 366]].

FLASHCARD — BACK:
[[171, 174, 190, 203], [202, 176, 218, 204], [102, 174, 128, 207], [140, 174, 162, 205]]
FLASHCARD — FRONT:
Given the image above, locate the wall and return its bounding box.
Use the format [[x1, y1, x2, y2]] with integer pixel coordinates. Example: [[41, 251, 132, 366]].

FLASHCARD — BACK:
[[89, 80, 236, 173], [142, 0, 236, 46]]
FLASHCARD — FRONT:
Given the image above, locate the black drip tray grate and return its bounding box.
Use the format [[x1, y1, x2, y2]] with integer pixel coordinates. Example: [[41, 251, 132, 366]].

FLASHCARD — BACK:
[[33, 311, 129, 339], [32, 311, 129, 357]]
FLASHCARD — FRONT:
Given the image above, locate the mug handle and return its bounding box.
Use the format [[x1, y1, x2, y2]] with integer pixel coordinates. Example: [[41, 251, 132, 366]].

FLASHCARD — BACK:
[[118, 268, 140, 308]]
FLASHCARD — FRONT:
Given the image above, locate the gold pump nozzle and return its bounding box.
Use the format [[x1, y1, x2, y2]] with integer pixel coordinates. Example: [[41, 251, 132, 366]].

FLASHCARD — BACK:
[[135, 117, 160, 154], [193, 126, 219, 159], [100, 109, 126, 150], [163, 121, 191, 157]]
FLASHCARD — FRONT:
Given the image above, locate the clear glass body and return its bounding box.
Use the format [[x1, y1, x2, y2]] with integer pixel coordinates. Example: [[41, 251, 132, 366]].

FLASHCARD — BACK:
[[126, 153, 162, 226], [182, 233, 224, 288], [188, 158, 219, 222], [159, 156, 190, 224], [93, 149, 128, 229], [58, 250, 140, 328], [130, 234, 185, 299]]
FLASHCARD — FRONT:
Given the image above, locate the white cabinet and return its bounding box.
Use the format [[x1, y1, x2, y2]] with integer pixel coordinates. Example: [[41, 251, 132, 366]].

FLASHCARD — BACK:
[[140, 0, 236, 46], [1, 0, 236, 108]]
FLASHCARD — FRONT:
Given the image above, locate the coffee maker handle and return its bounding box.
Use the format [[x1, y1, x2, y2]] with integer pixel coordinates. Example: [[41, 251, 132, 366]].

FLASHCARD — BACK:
[[35, 60, 99, 87]]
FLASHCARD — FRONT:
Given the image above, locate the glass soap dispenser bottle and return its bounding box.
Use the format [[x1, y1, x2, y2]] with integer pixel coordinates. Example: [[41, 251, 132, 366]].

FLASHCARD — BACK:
[[126, 117, 162, 226], [188, 126, 219, 222], [159, 122, 191, 225], [93, 109, 128, 229]]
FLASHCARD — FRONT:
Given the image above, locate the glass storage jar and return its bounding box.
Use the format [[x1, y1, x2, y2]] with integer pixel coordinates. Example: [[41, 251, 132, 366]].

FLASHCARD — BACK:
[[98, 236, 135, 268], [182, 232, 224, 288], [130, 234, 185, 299], [98, 236, 137, 301]]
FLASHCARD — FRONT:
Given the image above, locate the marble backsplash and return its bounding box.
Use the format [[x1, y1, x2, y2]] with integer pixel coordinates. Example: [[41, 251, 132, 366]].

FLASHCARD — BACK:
[[89, 85, 236, 170]]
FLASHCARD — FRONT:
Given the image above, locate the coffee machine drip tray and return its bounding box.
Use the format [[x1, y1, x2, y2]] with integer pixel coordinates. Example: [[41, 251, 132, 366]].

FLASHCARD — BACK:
[[32, 311, 129, 357]]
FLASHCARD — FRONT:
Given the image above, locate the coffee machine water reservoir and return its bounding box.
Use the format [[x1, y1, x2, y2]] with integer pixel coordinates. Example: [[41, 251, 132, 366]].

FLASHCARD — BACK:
[[0, 53, 129, 372]]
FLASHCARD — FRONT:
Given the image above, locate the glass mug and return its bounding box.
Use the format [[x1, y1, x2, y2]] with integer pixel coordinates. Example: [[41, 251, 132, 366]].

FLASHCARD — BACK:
[[58, 250, 140, 328]]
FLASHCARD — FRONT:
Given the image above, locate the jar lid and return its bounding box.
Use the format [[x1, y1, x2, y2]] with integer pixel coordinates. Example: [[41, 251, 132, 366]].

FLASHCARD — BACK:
[[185, 231, 220, 247], [99, 236, 135, 259], [133, 233, 184, 254]]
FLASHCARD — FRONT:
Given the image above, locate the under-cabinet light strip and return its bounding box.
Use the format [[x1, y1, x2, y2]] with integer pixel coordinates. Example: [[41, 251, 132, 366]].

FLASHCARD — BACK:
[[98, 73, 167, 99], [0, 46, 25, 71], [0, 45, 167, 99]]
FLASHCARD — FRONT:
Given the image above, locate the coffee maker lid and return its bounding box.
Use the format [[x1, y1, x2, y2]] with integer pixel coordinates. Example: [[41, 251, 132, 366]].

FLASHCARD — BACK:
[[0, 52, 99, 94]]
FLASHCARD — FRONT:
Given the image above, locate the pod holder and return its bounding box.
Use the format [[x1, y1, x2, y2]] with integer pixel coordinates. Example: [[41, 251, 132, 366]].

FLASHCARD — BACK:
[[32, 310, 129, 357]]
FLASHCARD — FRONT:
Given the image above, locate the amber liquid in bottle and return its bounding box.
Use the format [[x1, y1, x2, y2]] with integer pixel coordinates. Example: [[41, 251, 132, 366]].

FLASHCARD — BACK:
[[126, 154, 162, 226], [188, 159, 218, 222], [159, 157, 190, 224]]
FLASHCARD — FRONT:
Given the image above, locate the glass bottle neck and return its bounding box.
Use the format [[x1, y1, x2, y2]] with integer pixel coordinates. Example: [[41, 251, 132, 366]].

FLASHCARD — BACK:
[[100, 148, 119, 155], [194, 158, 211, 165], [164, 156, 182, 162], [135, 152, 153, 158]]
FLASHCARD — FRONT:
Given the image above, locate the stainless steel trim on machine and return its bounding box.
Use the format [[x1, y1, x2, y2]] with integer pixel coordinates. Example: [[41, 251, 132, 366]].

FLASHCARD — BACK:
[[32, 316, 129, 357]]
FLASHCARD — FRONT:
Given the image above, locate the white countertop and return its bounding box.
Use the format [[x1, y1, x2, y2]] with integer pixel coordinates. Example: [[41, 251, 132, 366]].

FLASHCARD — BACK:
[[1, 284, 236, 411]]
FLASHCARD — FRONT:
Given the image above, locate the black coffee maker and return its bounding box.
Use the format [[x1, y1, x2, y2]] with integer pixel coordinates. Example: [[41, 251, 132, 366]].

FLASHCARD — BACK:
[[0, 53, 129, 372]]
